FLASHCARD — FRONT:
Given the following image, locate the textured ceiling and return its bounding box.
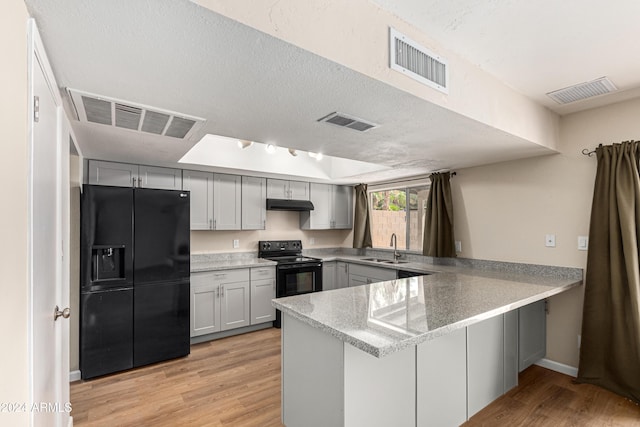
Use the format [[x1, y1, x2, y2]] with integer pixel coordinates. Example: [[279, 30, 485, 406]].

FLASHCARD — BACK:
[[24, 0, 561, 184], [370, 0, 640, 115]]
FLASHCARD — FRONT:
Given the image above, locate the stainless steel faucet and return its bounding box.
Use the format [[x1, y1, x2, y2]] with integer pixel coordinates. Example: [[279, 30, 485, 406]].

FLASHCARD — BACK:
[[390, 233, 400, 261]]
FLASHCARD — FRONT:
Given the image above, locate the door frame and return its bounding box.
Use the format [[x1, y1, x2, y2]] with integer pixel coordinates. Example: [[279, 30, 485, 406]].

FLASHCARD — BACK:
[[27, 19, 75, 427]]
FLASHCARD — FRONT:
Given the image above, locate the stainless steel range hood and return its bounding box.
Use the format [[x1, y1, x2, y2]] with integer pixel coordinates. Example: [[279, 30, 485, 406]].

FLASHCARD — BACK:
[[266, 198, 315, 211]]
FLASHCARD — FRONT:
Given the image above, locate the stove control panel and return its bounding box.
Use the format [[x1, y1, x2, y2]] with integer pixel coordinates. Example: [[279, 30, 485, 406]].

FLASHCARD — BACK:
[[259, 240, 302, 253]]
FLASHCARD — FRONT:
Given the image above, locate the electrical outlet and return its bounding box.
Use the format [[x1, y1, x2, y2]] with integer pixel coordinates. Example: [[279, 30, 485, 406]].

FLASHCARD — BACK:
[[455, 240, 462, 253], [545, 234, 556, 247], [233, 239, 239, 249], [310, 238, 315, 245], [578, 334, 581, 349]]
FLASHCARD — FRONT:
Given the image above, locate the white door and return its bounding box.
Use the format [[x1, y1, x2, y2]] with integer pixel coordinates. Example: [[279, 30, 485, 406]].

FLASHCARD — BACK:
[[29, 22, 69, 427]]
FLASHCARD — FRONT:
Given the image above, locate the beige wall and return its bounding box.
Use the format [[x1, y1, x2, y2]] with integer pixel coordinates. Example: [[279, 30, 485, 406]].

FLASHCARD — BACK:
[[192, 210, 353, 253], [69, 155, 81, 372], [452, 96, 640, 368], [196, 0, 559, 150], [0, 1, 30, 425]]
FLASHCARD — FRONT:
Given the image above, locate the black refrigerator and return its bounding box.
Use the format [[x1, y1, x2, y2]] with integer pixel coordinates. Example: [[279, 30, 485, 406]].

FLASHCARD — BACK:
[[80, 185, 190, 379]]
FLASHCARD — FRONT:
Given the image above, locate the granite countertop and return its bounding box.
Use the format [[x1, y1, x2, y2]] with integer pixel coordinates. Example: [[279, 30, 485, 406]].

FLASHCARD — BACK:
[[272, 267, 582, 358], [191, 257, 276, 272]]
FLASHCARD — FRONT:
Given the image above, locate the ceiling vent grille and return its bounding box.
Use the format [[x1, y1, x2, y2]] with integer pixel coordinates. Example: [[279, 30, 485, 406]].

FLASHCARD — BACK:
[[546, 77, 617, 104], [68, 89, 206, 140], [317, 112, 378, 132], [389, 27, 448, 94]]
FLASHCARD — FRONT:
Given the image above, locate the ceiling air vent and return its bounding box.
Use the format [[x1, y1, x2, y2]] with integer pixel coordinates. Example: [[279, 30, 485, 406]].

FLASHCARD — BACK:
[[68, 89, 206, 140], [317, 112, 378, 132], [546, 77, 617, 104], [389, 27, 448, 94]]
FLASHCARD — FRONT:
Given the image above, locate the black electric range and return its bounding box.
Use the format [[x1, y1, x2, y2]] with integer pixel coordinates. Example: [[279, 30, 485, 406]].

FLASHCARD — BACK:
[[259, 240, 323, 327]]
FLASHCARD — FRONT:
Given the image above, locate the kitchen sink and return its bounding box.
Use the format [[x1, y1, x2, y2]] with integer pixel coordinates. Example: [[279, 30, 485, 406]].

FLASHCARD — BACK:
[[361, 258, 409, 264]]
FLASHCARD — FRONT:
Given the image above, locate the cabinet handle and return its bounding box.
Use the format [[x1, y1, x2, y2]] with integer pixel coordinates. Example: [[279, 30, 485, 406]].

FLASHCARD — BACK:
[[209, 219, 213, 229], [220, 285, 224, 297], [263, 219, 266, 229], [216, 286, 220, 297], [132, 177, 136, 187], [214, 219, 217, 230]]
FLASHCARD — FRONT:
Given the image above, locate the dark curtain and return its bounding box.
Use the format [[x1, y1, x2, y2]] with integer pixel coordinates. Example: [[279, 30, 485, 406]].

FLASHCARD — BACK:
[[422, 172, 456, 257], [353, 184, 372, 249], [577, 141, 640, 404]]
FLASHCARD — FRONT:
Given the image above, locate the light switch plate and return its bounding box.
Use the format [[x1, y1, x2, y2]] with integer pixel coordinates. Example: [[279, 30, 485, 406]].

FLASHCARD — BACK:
[[545, 234, 556, 247], [578, 236, 589, 251], [455, 240, 462, 253], [310, 238, 315, 245], [233, 239, 239, 249]]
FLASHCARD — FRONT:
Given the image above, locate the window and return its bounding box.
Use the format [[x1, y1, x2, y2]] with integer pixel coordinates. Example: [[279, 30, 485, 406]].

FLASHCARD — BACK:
[[369, 185, 430, 251]]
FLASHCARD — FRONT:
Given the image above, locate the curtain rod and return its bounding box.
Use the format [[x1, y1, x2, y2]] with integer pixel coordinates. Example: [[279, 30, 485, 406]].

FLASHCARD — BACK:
[[582, 143, 603, 157], [367, 171, 456, 187]]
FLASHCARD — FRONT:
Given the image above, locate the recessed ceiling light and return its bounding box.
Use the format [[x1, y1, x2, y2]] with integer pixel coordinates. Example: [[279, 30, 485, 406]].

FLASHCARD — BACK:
[[288, 148, 298, 157], [265, 144, 276, 154], [308, 152, 323, 161]]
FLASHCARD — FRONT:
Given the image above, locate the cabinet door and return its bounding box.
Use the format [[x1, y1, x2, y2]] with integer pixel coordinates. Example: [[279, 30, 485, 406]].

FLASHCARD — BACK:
[[519, 300, 546, 372], [242, 176, 266, 230], [332, 185, 353, 229], [88, 160, 138, 187], [182, 170, 213, 230], [322, 262, 336, 290], [220, 280, 250, 331], [251, 277, 276, 324], [289, 180, 309, 200], [302, 183, 332, 229], [336, 262, 349, 289], [213, 173, 241, 230], [267, 179, 288, 199], [190, 273, 220, 337], [138, 165, 182, 190], [348, 274, 369, 288], [467, 314, 505, 417]]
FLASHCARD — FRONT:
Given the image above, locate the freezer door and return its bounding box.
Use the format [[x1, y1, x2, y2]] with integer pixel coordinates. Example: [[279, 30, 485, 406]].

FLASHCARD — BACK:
[[80, 289, 133, 379], [134, 188, 190, 284], [80, 185, 134, 292], [133, 281, 190, 367]]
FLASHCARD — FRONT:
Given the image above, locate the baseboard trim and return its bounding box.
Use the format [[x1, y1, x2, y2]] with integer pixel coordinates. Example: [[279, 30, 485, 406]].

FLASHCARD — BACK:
[[69, 370, 81, 382], [535, 358, 578, 377]]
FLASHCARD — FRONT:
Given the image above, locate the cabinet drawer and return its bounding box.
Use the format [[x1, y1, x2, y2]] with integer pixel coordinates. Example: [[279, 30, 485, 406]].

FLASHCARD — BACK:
[[211, 269, 249, 283], [251, 267, 275, 280], [348, 263, 396, 281]]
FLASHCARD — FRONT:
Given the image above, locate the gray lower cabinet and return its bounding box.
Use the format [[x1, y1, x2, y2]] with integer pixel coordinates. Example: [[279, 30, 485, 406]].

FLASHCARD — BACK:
[[88, 160, 182, 190], [417, 327, 467, 427], [190, 269, 250, 337], [322, 262, 336, 290], [250, 267, 275, 324], [336, 262, 349, 288], [518, 299, 546, 371], [348, 263, 397, 287]]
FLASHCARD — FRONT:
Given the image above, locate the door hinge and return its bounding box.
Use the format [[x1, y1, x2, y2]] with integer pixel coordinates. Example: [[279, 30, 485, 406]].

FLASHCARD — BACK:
[[33, 96, 40, 123]]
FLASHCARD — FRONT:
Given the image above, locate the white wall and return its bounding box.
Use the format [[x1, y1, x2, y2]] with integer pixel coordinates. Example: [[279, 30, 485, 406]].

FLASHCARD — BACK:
[[0, 1, 31, 425], [452, 97, 640, 367], [195, 0, 559, 150]]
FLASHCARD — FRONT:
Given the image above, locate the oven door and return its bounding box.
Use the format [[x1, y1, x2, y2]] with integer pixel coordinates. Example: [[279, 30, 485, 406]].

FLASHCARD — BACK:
[[276, 262, 323, 297]]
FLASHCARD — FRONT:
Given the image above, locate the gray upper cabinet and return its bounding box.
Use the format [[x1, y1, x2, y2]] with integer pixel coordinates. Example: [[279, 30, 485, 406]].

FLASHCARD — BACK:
[[88, 160, 181, 190], [213, 174, 241, 230], [242, 176, 266, 230], [267, 179, 309, 200], [182, 170, 214, 230], [300, 183, 353, 230], [138, 165, 183, 190], [182, 171, 241, 230]]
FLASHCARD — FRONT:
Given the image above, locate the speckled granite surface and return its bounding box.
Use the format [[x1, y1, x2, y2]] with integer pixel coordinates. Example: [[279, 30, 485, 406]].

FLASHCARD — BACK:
[[273, 270, 581, 358], [191, 252, 276, 272]]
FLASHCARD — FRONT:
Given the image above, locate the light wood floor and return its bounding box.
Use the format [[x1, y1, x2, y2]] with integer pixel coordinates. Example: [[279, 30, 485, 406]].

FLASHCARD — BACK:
[[71, 328, 640, 426]]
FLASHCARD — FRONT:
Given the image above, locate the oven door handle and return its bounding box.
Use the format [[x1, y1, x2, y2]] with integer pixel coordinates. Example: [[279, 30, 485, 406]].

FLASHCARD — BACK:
[[278, 263, 322, 270]]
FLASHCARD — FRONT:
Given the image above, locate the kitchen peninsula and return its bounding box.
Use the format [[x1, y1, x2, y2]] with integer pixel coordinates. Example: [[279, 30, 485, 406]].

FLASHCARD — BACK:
[[273, 262, 582, 427]]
